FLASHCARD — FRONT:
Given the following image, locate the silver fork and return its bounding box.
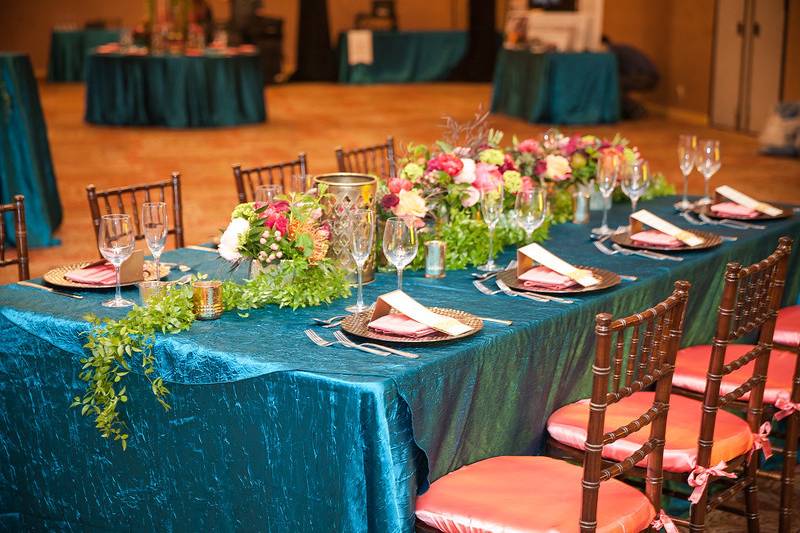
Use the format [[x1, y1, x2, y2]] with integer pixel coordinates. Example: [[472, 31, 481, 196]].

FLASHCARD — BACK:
[[611, 243, 682, 262], [304, 329, 390, 356], [494, 279, 549, 303], [474, 279, 503, 295], [471, 260, 518, 281], [333, 331, 419, 359], [699, 212, 764, 230], [311, 315, 348, 326], [594, 239, 616, 256], [681, 211, 705, 226]]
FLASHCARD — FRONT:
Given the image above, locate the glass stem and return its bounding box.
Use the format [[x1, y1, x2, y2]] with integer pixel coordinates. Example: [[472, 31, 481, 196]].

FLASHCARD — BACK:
[[488, 226, 495, 265], [704, 176, 710, 199], [683, 173, 689, 204], [526, 229, 533, 243], [154, 254, 160, 282], [356, 265, 364, 309], [601, 201, 609, 230], [397, 267, 403, 291], [115, 265, 122, 302], [631, 198, 638, 215]]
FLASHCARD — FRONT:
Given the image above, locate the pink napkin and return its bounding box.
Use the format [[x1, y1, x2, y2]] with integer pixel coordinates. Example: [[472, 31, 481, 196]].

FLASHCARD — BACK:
[[65, 262, 117, 285], [630, 230, 683, 248], [96, 43, 120, 54], [238, 44, 257, 54], [368, 313, 436, 338], [185, 49, 203, 57], [710, 201, 759, 218], [519, 265, 577, 290]]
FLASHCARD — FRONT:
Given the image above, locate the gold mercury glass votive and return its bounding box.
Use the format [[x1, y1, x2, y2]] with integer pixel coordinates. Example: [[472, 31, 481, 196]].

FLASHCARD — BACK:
[[192, 280, 223, 320], [138, 280, 167, 305]]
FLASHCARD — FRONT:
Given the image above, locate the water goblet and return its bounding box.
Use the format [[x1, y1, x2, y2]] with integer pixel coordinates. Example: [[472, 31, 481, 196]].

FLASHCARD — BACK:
[[695, 139, 721, 205], [382, 217, 418, 291], [142, 202, 167, 282], [592, 151, 621, 236], [254, 184, 283, 204], [98, 214, 136, 308], [621, 160, 650, 219], [346, 209, 375, 313], [675, 134, 696, 210], [514, 187, 547, 243], [477, 183, 505, 271]]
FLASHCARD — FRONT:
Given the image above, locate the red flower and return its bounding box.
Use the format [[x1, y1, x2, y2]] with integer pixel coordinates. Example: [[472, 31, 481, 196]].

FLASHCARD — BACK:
[[499, 153, 517, 173], [534, 159, 547, 177], [272, 200, 290, 213], [381, 193, 400, 209], [272, 216, 289, 236], [426, 153, 463, 177], [518, 139, 541, 154]]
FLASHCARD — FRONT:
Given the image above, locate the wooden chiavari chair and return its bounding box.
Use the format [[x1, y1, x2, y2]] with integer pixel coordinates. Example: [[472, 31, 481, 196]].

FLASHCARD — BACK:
[[415, 282, 690, 533], [232, 153, 308, 203], [0, 195, 30, 281], [669, 236, 796, 532], [86, 172, 184, 249], [335, 136, 396, 179], [549, 238, 792, 533]]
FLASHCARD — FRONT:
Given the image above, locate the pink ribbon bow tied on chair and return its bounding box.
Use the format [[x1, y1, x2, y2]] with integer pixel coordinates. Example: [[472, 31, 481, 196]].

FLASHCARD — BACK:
[[651, 509, 678, 533], [687, 461, 737, 504], [774, 392, 800, 421], [751, 421, 773, 461]]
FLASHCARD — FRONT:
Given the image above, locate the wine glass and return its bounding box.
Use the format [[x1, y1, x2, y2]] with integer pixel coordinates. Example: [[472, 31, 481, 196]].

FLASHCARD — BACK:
[[142, 202, 167, 282], [695, 139, 721, 205], [675, 134, 696, 210], [254, 184, 282, 204], [514, 187, 547, 243], [592, 151, 621, 236], [98, 214, 136, 308], [477, 184, 505, 271], [382, 217, 418, 291], [346, 209, 374, 313], [291, 174, 308, 194], [621, 160, 650, 224]]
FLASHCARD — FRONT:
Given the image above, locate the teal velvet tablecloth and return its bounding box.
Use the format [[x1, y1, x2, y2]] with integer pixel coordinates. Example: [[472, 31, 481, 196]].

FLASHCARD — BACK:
[[0, 53, 61, 247], [85, 52, 266, 128], [1, 197, 799, 532], [338, 31, 468, 84], [491, 48, 620, 125], [47, 28, 120, 82]]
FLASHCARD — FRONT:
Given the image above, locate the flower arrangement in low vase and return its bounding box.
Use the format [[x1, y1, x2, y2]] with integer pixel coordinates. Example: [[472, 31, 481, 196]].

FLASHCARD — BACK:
[[218, 185, 351, 309]]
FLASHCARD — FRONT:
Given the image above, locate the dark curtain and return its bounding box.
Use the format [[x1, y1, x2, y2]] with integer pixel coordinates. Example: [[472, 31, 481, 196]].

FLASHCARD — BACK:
[[450, 0, 497, 81], [290, 0, 336, 81]]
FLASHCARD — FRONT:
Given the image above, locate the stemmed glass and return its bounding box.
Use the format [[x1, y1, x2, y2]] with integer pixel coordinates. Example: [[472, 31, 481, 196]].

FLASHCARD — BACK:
[[346, 209, 374, 313], [514, 187, 547, 243], [254, 184, 283, 204], [593, 151, 621, 236], [382, 217, 418, 291], [621, 160, 650, 217], [675, 134, 696, 210], [98, 214, 136, 308], [291, 174, 308, 194], [477, 183, 505, 271], [142, 202, 168, 282], [695, 139, 721, 205]]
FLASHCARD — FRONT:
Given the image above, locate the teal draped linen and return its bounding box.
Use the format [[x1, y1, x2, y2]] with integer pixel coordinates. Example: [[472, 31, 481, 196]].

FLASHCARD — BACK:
[[0, 197, 798, 532], [47, 29, 120, 82], [85, 53, 266, 128], [338, 31, 468, 84], [491, 48, 620, 125], [0, 53, 62, 247]]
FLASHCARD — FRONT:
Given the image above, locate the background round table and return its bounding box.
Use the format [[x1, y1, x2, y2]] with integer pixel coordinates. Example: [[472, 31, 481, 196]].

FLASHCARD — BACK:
[[47, 28, 120, 82], [85, 51, 267, 128]]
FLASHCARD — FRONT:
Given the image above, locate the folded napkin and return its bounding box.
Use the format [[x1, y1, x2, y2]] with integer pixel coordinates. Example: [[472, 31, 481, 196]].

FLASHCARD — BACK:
[[519, 265, 578, 290], [96, 43, 120, 54], [710, 201, 759, 218], [368, 313, 437, 338], [238, 44, 257, 54], [65, 262, 117, 285], [184, 49, 204, 57], [630, 230, 683, 248]]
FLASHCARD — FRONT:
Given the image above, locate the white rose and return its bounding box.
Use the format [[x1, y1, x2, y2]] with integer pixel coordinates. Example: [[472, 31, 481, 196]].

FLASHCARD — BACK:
[[219, 217, 249, 261], [395, 189, 427, 219], [461, 186, 480, 208], [454, 158, 477, 184], [544, 154, 572, 181]]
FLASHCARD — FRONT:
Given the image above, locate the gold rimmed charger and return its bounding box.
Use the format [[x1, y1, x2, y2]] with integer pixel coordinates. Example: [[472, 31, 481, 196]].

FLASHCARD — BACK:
[[497, 266, 620, 294], [43, 262, 170, 290], [340, 307, 483, 344], [692, 203, 793, 221], [611, 229, 722, 252]]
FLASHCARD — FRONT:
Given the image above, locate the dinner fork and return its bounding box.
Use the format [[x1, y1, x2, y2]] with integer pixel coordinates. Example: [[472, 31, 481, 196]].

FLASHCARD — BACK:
[[311, 314, 348, 326], [304, 329, 390, 356], [698, 212, 765, 230], [473, 279, 503, 295], [471, 260, 518, 281], [494, 279, 550, 303], [333, 331, 419, 359]]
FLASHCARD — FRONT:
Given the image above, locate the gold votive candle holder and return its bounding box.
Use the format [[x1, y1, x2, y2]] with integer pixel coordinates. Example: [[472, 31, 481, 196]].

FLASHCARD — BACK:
[[138, 280, 167, 305], [192, 280, 223, 320], [425, 240, 446, 278]]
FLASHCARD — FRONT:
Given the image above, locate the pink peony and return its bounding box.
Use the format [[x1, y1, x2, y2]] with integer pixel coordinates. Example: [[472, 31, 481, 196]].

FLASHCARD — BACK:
[[426, 153, 464, 177], [518, 139, 542, 154], [454, 158, 477, 184], [472, 162, 503, 193], [381, 193, 400, 210], [388, 178, 413, 194], [272, 215, 289, 236], [499, 153, 517, 173]]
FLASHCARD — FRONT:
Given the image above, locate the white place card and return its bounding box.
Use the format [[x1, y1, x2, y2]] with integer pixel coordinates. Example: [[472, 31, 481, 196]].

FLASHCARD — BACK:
[[715, 186, 781, 217], [516, 243, 599, 287], [630, 210, 705, 247], [370, 290, 473, 336]]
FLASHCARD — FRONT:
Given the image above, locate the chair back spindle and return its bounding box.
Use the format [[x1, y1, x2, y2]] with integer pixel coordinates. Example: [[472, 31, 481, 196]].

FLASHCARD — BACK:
[[0, 195, 30, 280], [232, 153, 308, 204], [335, 137, 396, 179]]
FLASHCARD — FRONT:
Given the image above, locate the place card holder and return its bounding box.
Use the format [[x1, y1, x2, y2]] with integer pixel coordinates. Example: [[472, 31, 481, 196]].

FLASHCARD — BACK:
[[370, 290, 472, 336], [630, 210, 705, 246], [714, 186, 781, 216], [515, 243, 599, 287]]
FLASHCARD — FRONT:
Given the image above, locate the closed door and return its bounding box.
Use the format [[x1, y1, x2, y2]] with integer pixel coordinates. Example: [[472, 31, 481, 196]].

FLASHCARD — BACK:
[[746, 0, 785, 133]]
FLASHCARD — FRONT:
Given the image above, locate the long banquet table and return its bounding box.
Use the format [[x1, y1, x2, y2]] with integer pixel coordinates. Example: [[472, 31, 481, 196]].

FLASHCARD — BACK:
[[0, 197, 798, 531]]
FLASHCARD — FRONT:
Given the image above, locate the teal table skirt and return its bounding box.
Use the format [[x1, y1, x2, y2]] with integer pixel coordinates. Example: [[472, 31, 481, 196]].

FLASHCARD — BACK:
[[338, 31, 468, 84], [491, 48, 620, 125], [47, 29, 120, 82], [0, 53, 62, 247], [1, 197, 799, 531], [85, 53, 266, 128]]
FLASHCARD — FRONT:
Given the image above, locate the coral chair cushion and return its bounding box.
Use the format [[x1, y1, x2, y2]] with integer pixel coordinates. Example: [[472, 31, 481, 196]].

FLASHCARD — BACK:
[[775, 305, 800, 347], [547, 392, 753, 473], [672, 344, 796, 405], [415, 456, 655, 533]]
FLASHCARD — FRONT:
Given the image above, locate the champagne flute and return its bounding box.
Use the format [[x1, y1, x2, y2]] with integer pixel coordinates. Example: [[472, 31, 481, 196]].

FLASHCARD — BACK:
[[382, 217, 418, 291], [592, 151, 621, 236], [477, 183, 505, 271], [695, 139, 721, 205], [346, 209, 374, 313], [254, 184, 283, 204], [514, 187, 547, 243], [98, 214, 136, 308], [142, 202, 168, 282], [675, 134, 696, 210], [621, 160, 650, 218]]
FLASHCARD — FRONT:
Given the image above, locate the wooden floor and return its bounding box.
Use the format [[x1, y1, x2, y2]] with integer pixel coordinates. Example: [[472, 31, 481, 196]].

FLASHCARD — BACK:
[[5, 82, 800, 284]]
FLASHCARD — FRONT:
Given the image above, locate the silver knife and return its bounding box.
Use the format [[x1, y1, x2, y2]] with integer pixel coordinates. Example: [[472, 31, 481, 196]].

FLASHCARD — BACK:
[[17, 281, 84, 299]]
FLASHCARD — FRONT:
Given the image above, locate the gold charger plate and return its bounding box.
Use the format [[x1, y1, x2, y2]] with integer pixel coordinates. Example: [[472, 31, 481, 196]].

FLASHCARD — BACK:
[[497, 265, 620, 294], [340, 307, 483, 344], [43, 262, 170, 290], [692, 203, 793, 221], [611, 229, 722, 252]]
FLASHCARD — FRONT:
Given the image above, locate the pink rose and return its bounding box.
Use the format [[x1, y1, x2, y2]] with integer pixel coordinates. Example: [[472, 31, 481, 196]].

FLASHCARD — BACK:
[[426, 153, 464, 177], [454, 158, 477, 184], [518, 139, 542, 154], [272, 215, 289, 236], [272, 200, 290, 213], [381, 193, 399, 209], [534, 159, 547, 177], [499, 153, 517, 173], [461, 186, 480, 208], [388, 178, 412, 194], [472, 162, 502, 193]]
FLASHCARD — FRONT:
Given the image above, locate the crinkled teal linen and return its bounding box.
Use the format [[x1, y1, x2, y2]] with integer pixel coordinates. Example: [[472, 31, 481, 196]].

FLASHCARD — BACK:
[[47, 29, 120, 82], [0, 197, 798, 532]]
